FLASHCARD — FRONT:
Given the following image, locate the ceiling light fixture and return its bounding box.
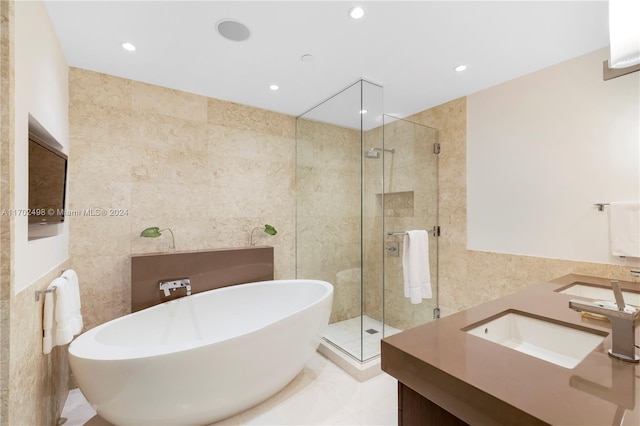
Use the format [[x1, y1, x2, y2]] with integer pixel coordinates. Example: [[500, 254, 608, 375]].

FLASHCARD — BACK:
[[301, 54, 314, 63], [454, 65, 467, 72], [359, 109, 367, 114], [121, 42, 136, 52], [608, 0, 640, 68], [269, 84, 279, 91], [349, 6, 365, 19]]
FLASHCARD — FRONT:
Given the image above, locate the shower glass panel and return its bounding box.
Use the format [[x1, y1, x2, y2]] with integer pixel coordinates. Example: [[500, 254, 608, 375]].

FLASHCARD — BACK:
[[296, 80, 438, 363], [380, 116, 439, 331]]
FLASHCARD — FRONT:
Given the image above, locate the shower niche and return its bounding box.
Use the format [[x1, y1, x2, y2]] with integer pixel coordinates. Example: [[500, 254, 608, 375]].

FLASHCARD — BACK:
[[295, 79, 439, 374]]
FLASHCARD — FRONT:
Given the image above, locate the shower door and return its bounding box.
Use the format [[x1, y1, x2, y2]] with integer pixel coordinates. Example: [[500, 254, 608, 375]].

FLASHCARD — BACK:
[[378, 116, 439, 332]]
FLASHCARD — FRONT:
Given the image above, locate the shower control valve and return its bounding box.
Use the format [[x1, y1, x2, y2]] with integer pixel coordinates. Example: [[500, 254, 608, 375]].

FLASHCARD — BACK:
[[386, 242, 400, 257]]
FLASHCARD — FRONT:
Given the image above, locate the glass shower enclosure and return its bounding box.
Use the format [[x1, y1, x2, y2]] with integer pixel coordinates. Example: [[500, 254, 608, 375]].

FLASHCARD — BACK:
[[296, 79, 439, 363]]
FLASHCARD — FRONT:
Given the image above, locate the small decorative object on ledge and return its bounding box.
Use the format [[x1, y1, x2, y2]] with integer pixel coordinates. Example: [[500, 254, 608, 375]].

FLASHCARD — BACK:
[[140, 227, 175, 250], [250, 224, 277, 246]]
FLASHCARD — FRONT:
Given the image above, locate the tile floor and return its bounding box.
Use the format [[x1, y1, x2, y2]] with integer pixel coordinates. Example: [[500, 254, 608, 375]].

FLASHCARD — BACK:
[[323, 315, 402, 361], [61, 352, 398, 426]]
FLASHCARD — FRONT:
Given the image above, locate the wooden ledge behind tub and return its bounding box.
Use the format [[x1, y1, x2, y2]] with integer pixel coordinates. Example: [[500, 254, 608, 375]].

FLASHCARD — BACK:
[[131, 246, 274, 312]]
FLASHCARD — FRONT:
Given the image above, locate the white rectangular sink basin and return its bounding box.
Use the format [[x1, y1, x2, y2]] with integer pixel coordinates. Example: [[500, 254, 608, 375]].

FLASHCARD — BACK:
[[466, 312, 605, 369], [558, 284, 640, 307]]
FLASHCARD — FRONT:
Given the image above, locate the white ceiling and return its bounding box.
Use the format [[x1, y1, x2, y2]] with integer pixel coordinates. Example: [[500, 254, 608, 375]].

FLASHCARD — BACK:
[[44, 1, 610, 123]]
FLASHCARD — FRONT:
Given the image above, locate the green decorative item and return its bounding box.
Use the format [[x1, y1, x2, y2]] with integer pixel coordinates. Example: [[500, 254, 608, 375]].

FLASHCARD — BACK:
[[140, 227, 175, 249], [250, 224, 277, 246], [264, 224, 277, 235]]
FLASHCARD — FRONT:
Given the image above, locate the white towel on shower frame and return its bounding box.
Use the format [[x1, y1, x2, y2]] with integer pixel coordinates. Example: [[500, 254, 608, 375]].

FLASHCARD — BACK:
[[402, 230, 432, 304]]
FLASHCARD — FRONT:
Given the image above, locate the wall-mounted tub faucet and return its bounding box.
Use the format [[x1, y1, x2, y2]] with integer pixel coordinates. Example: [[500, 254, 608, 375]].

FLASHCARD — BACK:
[[568, 280, 639, 363], [159, 278, 191, 297]]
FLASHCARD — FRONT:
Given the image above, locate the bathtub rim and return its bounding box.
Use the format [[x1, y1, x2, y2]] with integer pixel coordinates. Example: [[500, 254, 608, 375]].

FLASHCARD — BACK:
[[69, 279, 333, 361]]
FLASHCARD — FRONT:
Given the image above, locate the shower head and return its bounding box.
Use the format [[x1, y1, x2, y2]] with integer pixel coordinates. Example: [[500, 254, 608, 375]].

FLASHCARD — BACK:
[[364, 147, 396, 159], [364, 149, 380, 159]]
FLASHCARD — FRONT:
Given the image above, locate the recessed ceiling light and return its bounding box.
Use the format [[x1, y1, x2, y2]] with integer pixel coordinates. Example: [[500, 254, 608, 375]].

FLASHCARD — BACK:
[[349, 6, 365, 19], [121, 42, 136, 51], [217, 20, 251, 42], [359, 109, 368, 114], [269, 84, 279, 91], [454, 65, 467, 72], [301, 54, 314, 63]]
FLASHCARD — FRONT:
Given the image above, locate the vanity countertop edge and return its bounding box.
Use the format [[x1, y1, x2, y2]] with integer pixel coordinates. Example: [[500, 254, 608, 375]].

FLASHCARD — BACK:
[[381, 274, 640, 426]]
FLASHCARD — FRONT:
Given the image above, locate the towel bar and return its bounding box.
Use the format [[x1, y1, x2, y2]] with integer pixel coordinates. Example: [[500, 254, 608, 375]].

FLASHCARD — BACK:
[[35, 286, 57, 302], [388, 227, 439, 237], [387, 231, 408, 236]]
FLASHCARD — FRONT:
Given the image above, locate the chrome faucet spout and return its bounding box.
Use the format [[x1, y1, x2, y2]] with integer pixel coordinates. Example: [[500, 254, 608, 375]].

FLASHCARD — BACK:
[[568, 281, 639, 363], [159, 278, 191, 297], [611, 280, 626, 310]]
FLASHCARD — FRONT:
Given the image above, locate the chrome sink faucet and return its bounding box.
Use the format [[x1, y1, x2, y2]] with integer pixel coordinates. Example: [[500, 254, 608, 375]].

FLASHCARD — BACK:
[[159, 278, 191, 297], [569, 281, 639, 363]]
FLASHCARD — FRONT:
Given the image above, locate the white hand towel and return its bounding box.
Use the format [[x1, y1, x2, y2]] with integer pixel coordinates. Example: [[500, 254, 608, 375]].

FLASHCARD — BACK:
[[53, 278, 75, 346], [42, 283, 56, 355], [609, 201, 640, 258], [62, 269, 83, 335], [402, 230, 432, 304]]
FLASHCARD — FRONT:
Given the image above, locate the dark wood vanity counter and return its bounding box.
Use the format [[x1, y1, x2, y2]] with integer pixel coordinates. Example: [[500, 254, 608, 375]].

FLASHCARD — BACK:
[[381, 274, 640, 426]]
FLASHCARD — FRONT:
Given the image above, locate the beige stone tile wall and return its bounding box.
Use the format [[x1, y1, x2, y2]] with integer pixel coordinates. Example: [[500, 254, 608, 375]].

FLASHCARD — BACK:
[[0, 1, 13, 422], [69, 68, 296, 331], [410, 97, 637, 316], [9, 263, 70, 426], [410, 98, 468, 315]]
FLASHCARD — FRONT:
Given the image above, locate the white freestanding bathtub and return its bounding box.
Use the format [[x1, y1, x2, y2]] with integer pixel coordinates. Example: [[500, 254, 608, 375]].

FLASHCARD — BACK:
[[69, 279, 333, 425]]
